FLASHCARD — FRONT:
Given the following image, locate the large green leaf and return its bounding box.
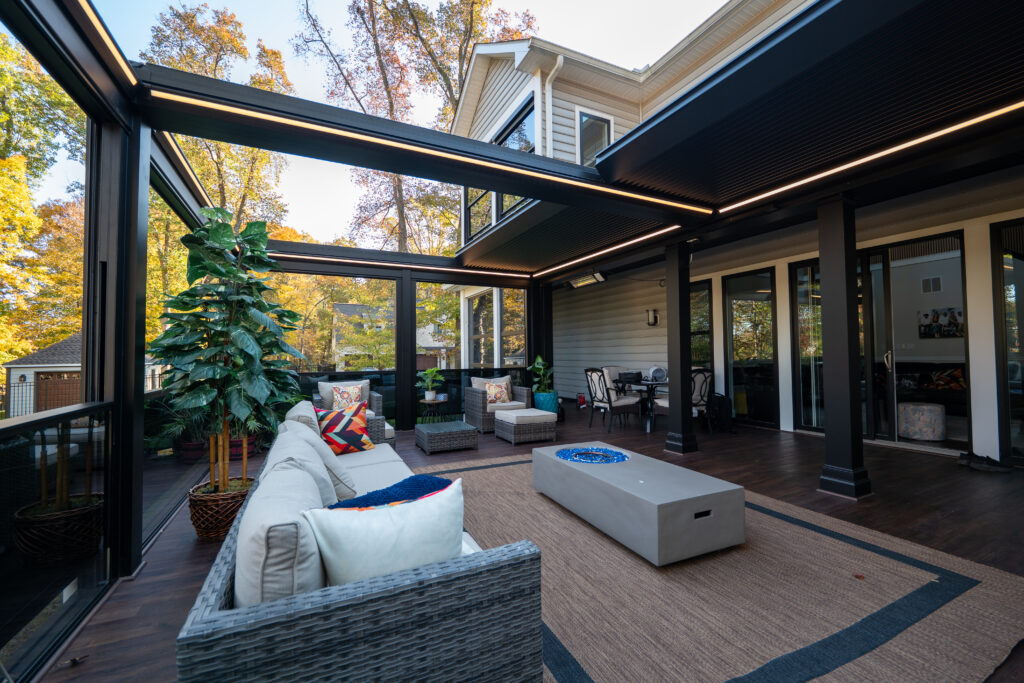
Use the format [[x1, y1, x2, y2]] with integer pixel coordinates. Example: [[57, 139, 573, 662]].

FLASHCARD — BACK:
[[226, 385, 252, 422], [238, 370, 273, 405], [189, 363, 231, 381], [229, 327, 262, 358], [208, 221, 237, 250], [247, 308, 282, 335], [172, 385, 218, 410]]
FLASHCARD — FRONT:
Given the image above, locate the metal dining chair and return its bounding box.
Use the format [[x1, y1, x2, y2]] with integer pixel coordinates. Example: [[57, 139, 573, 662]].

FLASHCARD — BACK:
[[584, 368, 642, 432]]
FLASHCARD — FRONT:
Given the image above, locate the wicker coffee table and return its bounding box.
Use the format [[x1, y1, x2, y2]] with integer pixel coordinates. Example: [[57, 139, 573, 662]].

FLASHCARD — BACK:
[[415, 420, 478, 455]]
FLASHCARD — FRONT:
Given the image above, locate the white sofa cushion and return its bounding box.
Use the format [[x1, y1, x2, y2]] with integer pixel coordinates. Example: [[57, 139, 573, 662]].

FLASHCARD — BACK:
[[278, 421, 356, 501], [470, 375, 511, 390], [234, 462, 325, 607], [285, 400, 319, 432], [335, 442, 404, 470], [261, 432, 339, 506], [461, 531, 483, 555], [384, 423, 395, 439], [494, 408, 557, 425], [486, 400, 526, 414], [302, 479, 464, 585], [348, 461, 415, 495], [317, 380, 371, 410]]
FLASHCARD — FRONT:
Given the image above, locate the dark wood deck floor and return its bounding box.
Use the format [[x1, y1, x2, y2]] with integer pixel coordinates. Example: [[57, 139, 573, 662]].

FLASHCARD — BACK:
[[41, 409, 1024, 681]]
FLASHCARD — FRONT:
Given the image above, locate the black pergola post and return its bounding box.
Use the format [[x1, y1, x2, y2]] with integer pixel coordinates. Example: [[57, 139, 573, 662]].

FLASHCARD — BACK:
[[526, 280, 553, 364], [817, 198, 872, 498], [665, 242, 698, 454], [396, 270, 417, 430]]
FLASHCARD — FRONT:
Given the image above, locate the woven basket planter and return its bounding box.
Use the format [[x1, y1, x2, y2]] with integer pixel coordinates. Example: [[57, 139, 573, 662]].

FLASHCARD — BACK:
[[13, 494, 104, 567], [188, 478, 252, 542]]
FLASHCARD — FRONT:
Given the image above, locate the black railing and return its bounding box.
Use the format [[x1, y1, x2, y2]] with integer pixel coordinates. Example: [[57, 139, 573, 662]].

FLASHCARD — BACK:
[[0, 402, 112, 681]]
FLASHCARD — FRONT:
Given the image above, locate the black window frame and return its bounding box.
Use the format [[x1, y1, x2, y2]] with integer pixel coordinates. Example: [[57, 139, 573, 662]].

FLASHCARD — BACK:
[[578, 110, 612, 167]]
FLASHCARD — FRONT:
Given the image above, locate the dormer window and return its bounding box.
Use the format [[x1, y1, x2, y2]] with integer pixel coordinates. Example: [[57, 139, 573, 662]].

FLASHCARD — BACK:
[[579, 110, 612, 167]]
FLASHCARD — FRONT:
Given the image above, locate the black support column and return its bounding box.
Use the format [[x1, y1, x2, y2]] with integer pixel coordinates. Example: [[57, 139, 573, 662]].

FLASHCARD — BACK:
[[665, 242, 698, 454], [395, 270, 417, 430], [526, 280, 553, 363], [817, 198, 872, 498]]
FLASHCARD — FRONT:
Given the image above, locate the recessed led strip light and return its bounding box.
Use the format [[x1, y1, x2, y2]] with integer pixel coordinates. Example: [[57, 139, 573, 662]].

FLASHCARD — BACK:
[[149, 90, 714, 216], [159, 131, 213, 207], [78, 0, 137, 86], [720, 96, 1024, 214], [533, 224, 682, 278], [269, 252, 532, 279]]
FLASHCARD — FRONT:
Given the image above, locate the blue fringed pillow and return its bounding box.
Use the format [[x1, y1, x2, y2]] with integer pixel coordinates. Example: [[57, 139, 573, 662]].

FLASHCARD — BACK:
[[328, 474, 453, 509]]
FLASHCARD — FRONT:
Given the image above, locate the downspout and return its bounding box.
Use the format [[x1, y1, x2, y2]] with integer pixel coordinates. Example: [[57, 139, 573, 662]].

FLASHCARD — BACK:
[[543, 55, 564, 157]]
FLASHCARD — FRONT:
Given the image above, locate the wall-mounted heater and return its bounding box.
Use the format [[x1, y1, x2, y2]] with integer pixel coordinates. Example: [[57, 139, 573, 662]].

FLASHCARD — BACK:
[[568, 272, 605, 288]]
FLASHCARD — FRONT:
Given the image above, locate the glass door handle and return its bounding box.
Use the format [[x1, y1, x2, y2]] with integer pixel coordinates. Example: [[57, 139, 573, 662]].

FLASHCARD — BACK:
[[883, 350, 893, 372]]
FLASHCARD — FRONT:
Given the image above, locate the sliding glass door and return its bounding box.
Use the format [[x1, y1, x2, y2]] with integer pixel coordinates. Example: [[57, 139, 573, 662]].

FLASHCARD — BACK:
[[995, 220, 1024, 463], [724, 269, 778, 426]]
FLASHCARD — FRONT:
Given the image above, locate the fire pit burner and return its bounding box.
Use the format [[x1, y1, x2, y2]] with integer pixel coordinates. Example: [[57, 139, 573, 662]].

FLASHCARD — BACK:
[[555, 447, 630, 464]]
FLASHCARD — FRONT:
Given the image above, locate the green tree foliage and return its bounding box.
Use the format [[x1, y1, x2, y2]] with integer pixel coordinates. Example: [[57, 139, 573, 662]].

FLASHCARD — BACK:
[[417, 282, 460, 367], [148, 207, 304, 441]]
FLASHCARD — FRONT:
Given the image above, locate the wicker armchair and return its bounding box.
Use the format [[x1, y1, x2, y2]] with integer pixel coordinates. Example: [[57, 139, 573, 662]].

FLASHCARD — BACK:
[[177, 458, 542, 682], [464, 385, 532, 433]]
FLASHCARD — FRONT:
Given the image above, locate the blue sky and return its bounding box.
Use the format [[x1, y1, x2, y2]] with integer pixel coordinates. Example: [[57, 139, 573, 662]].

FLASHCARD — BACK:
[[36, 0, 726, 242]]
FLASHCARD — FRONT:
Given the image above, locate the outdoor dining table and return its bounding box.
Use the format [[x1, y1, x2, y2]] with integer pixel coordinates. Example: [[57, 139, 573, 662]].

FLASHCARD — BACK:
[[614, 379, 668, 433]]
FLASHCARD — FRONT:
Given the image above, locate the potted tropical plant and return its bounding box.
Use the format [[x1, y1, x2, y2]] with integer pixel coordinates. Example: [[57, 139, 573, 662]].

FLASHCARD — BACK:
[[528, 355, 558, 413], [416, 367, 444, 401], [12, 420, 103, 566], [148, 207, 304, 541]]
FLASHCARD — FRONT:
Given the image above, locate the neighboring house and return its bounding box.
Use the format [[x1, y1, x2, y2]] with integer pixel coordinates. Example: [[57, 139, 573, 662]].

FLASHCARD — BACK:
[[2, 334, 164, 418], [452, 0, 1020, 461], [331, 303, 455, 370]]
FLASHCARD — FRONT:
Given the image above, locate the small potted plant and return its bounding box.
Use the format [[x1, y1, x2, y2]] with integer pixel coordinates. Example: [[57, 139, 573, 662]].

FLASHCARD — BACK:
[[528, 355, 557, 413], [148, 207, 304, 541], [416, 367, 444, 401]]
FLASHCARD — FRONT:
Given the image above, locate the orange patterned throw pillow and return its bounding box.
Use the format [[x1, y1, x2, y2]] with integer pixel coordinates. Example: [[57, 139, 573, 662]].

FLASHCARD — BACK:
[[485, 381, 510, 404], [317, 402, 374, 454], [332, 384, 364, 411]]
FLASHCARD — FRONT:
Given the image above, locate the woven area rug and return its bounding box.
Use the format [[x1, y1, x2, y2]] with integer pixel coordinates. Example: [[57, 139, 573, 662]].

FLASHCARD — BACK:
[[414, 456, 1024, 682]]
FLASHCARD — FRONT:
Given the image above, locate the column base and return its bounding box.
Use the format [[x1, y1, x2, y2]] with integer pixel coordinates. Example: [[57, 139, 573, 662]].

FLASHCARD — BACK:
[[665, 431, 698, 454], [818, 464, 872, 499]]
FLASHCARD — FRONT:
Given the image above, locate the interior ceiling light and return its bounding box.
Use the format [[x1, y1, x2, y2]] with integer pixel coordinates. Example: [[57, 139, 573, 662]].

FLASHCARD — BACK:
[[533, 224, 682, 278], [567, 272, 605, 288], [78, 0, 137, 86], [720, 96, 1024, 214], [159, 131, 213, 206], [148, 90, 713, 216], [269, 252, 532, 279]]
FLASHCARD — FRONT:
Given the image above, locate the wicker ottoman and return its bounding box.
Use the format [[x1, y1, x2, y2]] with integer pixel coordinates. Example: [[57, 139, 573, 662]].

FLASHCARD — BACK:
[[415, 421, 478, 455], [495, 409, 557, 445]]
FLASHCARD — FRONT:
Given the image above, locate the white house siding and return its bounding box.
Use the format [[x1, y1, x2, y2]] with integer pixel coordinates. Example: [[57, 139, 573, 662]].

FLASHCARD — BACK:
[[552, 263, 667, 400], [550, 82, 641, 163], [468, 58, 533, 141]]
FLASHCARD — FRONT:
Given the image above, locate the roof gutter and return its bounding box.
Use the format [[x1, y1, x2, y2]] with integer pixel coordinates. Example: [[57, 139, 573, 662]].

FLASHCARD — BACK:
[[543, 55, 564, 157]]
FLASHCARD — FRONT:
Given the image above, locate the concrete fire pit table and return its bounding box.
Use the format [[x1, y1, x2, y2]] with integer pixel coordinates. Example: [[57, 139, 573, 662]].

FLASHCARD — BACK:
[[532, 441, 745, 566]]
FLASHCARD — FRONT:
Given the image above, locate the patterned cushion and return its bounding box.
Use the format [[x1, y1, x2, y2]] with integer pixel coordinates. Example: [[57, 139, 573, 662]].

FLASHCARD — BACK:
[[316, 403, 374, 455], [327, 474, 452, 509], [332, 384, 364, 410], [485, 380, 510, 404], [316, 380, 371, 410]]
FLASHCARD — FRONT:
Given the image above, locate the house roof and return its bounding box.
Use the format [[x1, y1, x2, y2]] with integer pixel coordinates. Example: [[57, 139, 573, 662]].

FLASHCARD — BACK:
[[3, 333, 82, 368]]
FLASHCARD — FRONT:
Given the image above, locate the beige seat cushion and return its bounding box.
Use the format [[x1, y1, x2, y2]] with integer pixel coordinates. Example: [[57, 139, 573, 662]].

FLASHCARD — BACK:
[[278, 421, 356, 501], [334, 442, 404, 470], [602, 366, 631, 401], [654, 397, 670, 409], [486, 400, 527, 413], [285, 400, 319, 432], [384, 423, 395, 439], [494, 408, 557, 425], [317, 380, 371, 410], [234, 462, 325, 608], [461, 531, 483, 555], [261, 432, 339, 506], [348, 460, 416, 496], [594, 396, 641, 409]]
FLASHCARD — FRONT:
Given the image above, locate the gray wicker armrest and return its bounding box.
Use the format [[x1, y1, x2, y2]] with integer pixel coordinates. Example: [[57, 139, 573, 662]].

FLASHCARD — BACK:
[[311, 391, 323, 410], [369, 390, 383, 415], [465, 386, 488, 412], [366, 415, 385, 444], [513, 385, 532, 408], [177, 469, 542, 682]]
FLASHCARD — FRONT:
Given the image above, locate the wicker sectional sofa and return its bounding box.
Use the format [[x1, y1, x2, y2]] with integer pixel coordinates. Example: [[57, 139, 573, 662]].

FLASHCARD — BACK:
[[176, 404, 542, 682]]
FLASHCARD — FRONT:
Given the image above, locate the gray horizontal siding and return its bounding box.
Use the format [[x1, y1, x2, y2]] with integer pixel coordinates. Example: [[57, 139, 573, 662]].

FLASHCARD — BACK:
[[550, 82, 641, 163], [469, 58, 532, 141], [552, 264, 667, 400]]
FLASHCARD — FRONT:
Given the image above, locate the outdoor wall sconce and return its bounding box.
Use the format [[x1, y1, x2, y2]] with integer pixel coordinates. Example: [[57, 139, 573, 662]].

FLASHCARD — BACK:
[[17, 374, 26, 383], [646, 309, 660, 326]]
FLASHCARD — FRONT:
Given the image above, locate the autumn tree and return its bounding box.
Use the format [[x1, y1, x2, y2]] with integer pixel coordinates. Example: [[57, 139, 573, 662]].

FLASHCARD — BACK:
[[146, 190, 190, 342], [141, 4, 293, 230]]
